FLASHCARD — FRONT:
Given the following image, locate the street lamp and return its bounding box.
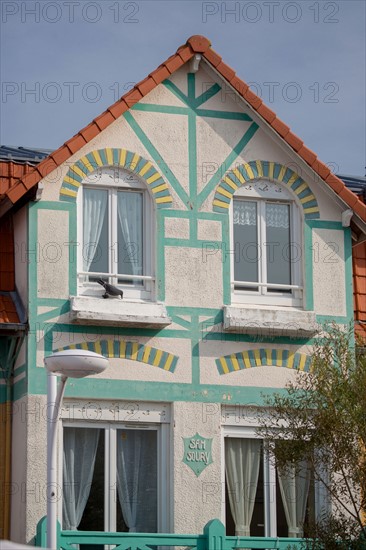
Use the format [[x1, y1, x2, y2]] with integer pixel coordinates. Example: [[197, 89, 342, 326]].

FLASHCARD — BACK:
[[44, 349, 109, 550]]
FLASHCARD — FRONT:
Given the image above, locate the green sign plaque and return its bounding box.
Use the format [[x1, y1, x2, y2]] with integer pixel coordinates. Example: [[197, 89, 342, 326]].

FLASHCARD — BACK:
[[182, 433, 213, 476]]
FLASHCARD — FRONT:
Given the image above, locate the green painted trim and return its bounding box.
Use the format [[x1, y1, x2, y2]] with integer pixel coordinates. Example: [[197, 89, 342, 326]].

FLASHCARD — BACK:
[[193, 83, 221, 108], [156, 209, 166, 301], [170, 315, 192, 330], [25, 373, 290, 406], [36, 302, 71, 324], [12, 376, 27, 402], [188, 109, 197, 209], [191, 314, 200, 386], [164, 80, 191, 107], [344, 227, 353, 322], [196, 109, 252, 121], [163, 238, 222, 247], [32, 201, 75, 211], [124, 111, 191, 208], [28, 202, 39, 395], [306, 220, 343, 230], [132, 102, 253, 121], [197, 123, 259, 208], [316, 315, 351, 324], [304, 221, 314, 311], [187, 73, 196, 102], [37, 298, 69, 307], [132, 104, 189, 115]]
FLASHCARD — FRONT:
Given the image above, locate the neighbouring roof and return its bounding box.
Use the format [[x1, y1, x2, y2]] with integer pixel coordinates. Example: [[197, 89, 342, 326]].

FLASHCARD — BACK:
[[0, 213, 27, 332], [0, 35, 366, 223], [0, 146, 51, 201]]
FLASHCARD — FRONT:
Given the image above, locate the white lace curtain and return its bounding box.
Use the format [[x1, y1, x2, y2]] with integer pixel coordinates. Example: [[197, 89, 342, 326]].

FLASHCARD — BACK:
[[116, 430, 157, 533], [233, 201, 289, 229], [233, 201, 257, 226], [277, 461, 311, 537], [117, 191, 143, 276], [225, 438, 261, 536], [266, 203, 289, 229], [62, 428, 100, 530], [83, 189, 108, 272]]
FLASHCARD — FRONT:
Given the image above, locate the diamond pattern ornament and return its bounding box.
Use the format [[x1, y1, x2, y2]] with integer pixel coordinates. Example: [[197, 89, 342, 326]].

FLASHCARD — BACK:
[[182, 433, 213, 476]]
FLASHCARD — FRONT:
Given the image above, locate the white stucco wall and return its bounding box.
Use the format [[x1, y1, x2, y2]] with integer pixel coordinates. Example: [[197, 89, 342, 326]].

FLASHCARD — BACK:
[[312, 228, 347, 316]]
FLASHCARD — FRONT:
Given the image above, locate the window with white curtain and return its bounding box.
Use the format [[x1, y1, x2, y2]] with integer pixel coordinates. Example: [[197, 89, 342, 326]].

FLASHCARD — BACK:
[[224, 437, 316, 538], [62, 425, 167, 536], [231, 180, 302, 306], [78, 167, 154, 300]]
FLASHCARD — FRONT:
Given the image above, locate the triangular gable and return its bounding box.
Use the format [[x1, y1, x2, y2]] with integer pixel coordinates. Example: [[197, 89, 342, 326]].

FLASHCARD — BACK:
[[1, 35, 365, 224]]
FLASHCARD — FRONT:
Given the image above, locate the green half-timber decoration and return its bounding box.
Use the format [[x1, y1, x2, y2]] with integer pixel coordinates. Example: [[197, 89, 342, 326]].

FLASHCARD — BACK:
[[59, 148, 173, 208], [56, 340, 178, 373], [216, 348, 312, 375], [213, 160, 320, 219]]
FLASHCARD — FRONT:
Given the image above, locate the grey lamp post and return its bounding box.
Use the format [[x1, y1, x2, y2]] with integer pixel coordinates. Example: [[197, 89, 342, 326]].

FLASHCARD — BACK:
[[44, 350, 109, 550]]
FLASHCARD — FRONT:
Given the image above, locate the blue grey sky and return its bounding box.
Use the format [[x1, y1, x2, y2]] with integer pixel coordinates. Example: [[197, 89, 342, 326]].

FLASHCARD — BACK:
[[1, 0, 365, 175]]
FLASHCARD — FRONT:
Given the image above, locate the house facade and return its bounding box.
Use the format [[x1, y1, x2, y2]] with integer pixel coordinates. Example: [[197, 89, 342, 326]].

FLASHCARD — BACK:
[[1, 35, 366, 545]]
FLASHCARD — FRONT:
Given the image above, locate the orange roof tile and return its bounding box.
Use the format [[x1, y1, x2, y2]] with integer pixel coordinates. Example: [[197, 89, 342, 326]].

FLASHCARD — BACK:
[[353, 241, 366, 322], [0, 215, 15, 292], [0, 294, 20, 324], [1, 35, 366, 225]]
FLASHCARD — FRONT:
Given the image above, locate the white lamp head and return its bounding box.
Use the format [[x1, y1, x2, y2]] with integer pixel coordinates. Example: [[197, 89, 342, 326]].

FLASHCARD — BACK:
[[44, 349, 109, 378]]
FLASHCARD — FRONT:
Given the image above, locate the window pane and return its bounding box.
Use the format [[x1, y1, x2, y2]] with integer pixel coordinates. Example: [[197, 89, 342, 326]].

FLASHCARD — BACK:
[[83, 188, 109, 276], [116, 429, 157, 533], [63, 427, 103, 531], [266, 203, 291, 288], [117, 191, 143, 284], [225, 438, 262, 536], [233, 200, 258, 288]]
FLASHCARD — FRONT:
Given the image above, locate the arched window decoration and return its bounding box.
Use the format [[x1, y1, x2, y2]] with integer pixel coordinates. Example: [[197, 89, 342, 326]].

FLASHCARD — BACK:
[[78, 166, 154, 300]]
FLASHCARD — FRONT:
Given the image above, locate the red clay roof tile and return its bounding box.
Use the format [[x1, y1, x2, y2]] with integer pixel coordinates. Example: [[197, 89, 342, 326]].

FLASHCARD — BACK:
[[0, 295, 20, 324], [108, 102, 128, 119], [297, 145, 317, 166], [149, 66, 170, 85], [137, 77, 156, 96], [94, 111, 115, 131], [66, 134, 87, 154], [124, 88, 143, 107], [216, 61, 236, 83], [177, 45, 193, 63], [286, 133, 304, 152], [80, 122, 100, 142], [164, 55, 185, 73], [51, 147, 71, 166], [187, 35, 211, 53], [204, 48, 222, 67], [257, 104, 277, 124]]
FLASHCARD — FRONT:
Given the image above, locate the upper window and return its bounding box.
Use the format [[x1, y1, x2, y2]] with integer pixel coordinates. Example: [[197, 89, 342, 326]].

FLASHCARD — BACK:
[[231, 180, 302, 307], [78, 167, 154, 300]]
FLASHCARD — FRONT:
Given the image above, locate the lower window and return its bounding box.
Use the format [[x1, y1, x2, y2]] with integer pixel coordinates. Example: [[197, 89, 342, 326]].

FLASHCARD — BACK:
[[62, 425, 163, 534], [224, 437, 315, 537]]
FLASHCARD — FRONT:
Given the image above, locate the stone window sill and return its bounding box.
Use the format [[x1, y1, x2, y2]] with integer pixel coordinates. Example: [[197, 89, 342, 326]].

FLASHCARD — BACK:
[[70, 296, 171, 329], [223, 305, 318, 338]]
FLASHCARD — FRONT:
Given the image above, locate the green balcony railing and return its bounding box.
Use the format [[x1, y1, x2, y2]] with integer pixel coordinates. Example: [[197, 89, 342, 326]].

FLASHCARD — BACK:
[[35, 517, 305, 550]]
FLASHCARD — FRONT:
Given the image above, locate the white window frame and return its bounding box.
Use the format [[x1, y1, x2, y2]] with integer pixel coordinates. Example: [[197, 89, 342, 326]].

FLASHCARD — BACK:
[[221, 425, 327, 537], [230, 180, 303, 307], [60, 420, 170, 533], [77, 167, 155, 301]]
